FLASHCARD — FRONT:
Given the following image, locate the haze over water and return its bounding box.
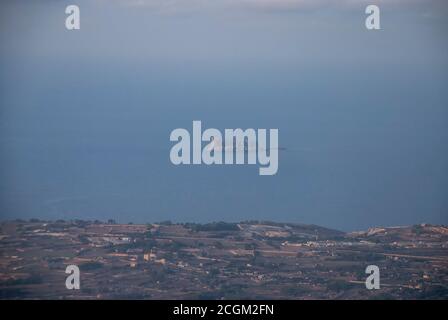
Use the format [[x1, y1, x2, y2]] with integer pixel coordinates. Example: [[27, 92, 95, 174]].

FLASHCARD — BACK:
[[1, 1, 447, 230]]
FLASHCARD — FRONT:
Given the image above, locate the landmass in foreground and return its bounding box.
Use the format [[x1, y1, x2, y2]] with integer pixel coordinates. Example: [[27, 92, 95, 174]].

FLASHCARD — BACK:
[[0, 220, 447, 299]]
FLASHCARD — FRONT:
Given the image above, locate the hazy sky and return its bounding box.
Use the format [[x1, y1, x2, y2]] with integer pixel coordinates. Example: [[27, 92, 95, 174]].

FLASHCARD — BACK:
[[0, 0, 447, 230]]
